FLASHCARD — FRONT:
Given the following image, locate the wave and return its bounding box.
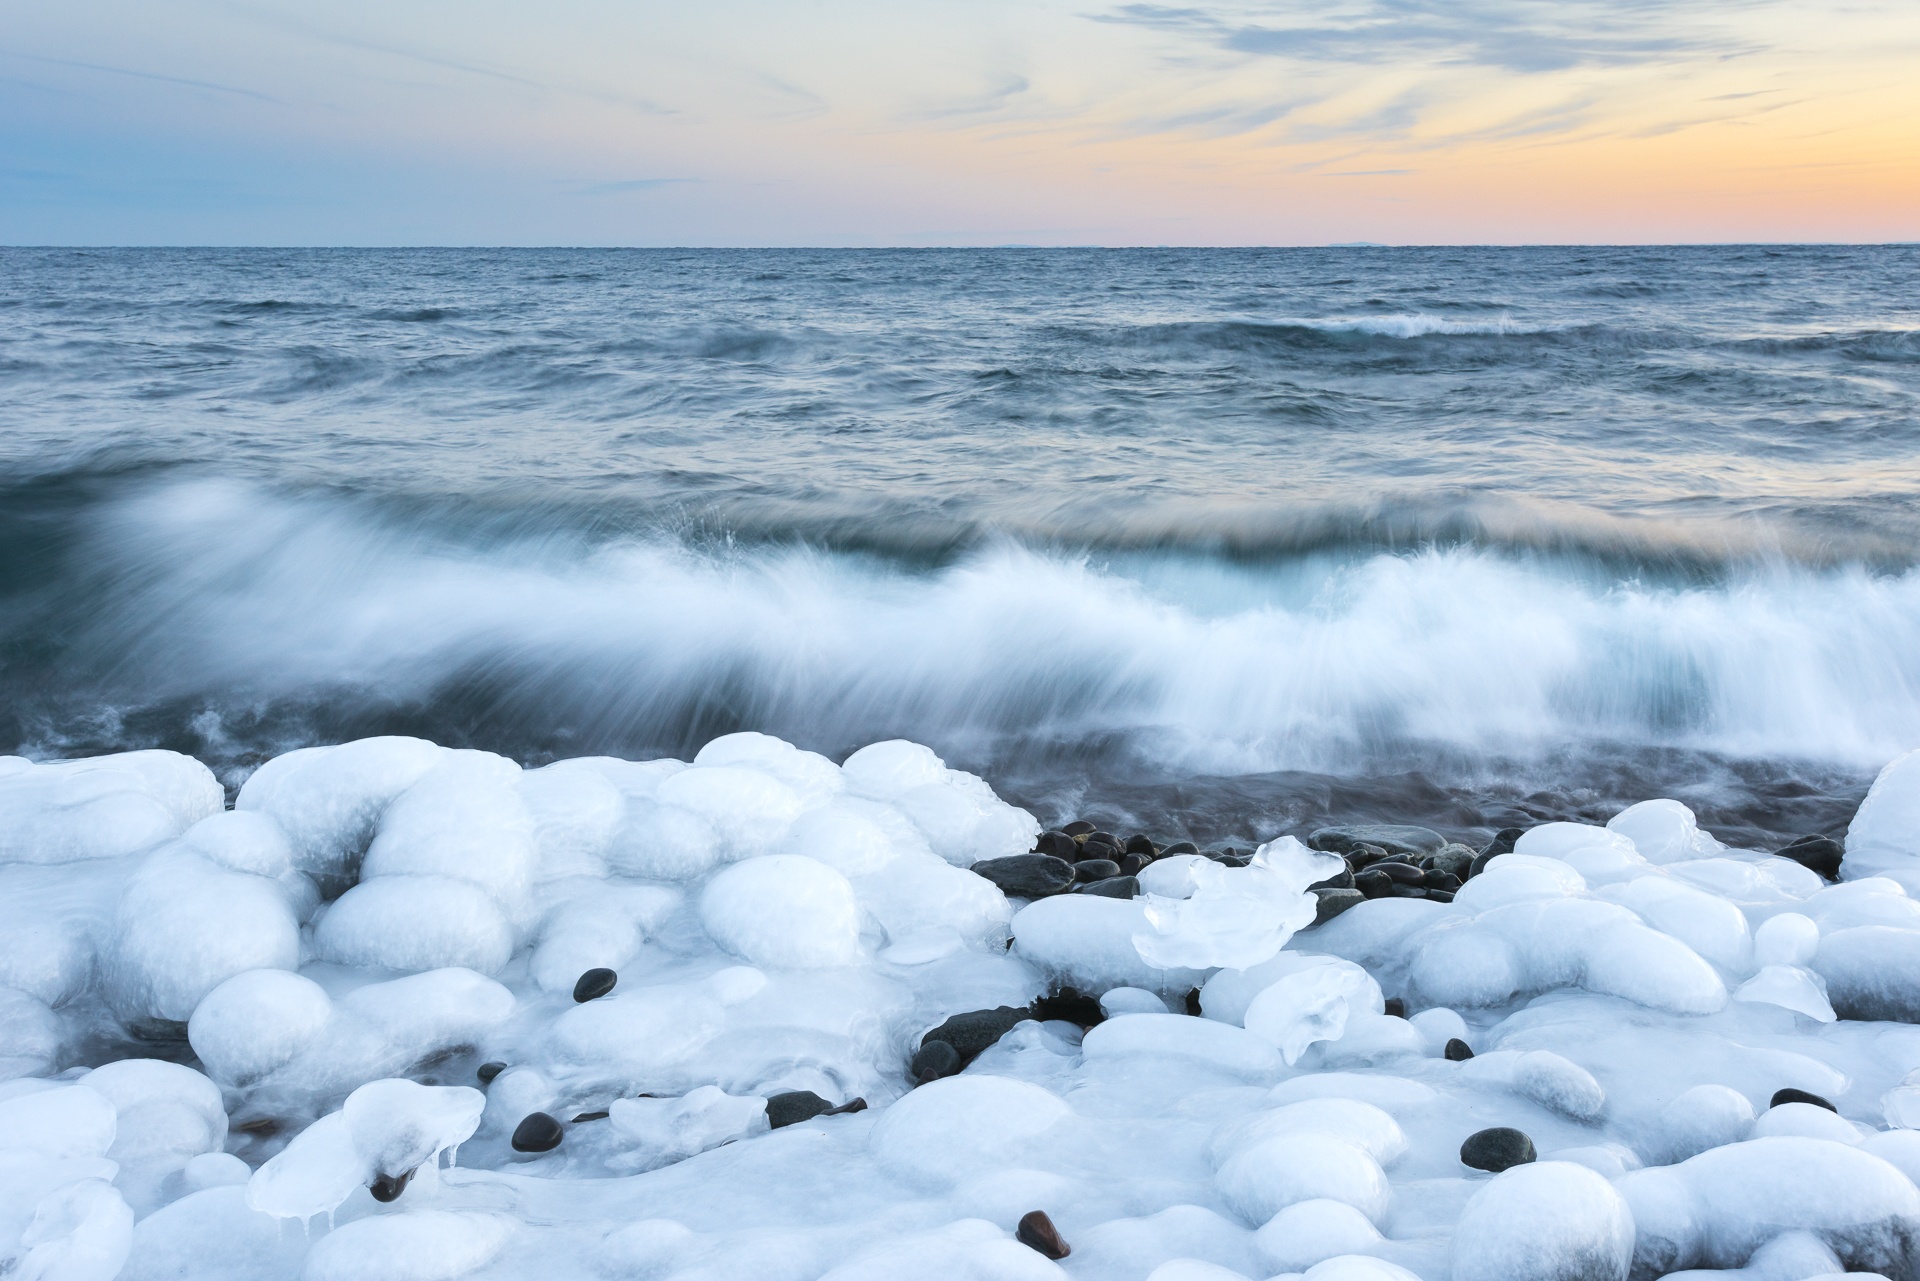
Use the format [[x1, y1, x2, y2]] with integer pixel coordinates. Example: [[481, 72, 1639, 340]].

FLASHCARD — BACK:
[[5, 479, 1918, 788]]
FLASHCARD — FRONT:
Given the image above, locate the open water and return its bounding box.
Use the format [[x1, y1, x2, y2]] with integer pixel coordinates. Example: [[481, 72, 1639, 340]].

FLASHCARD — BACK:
[[4, 244, 1918, 847]]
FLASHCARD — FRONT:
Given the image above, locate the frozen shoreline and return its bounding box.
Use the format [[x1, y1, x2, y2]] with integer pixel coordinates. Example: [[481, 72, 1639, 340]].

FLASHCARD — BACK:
[[5, 733, 1920, 1281]]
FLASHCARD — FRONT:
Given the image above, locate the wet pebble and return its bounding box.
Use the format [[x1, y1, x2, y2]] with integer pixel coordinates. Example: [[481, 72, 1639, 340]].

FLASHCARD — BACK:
[[477, 1061, 507, 1084], [573, 968, 617, 1002], [1016, 1210, 1071, 1259], [511, 1112, 565, 1153], [766, 1090, 833, 1128], [910, 1040, 960, 1085], [1461, 1127, 1536, 1172], [973, 854, 1076, 898], [1445, 1038, 1475, 1061], [1771, 1087, 1837, 1112]]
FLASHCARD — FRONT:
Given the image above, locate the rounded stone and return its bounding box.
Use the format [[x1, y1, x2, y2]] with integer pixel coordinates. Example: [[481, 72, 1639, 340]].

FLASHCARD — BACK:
[[572, 968, 617, 1003], [765, 1090, 833, 1128], [1161, 841, 1199, 856], [1016, 1210, 1071, 1260], [1124, 834, 1157, 855], [511, 1111, 565, 1153], [1074, 858, 1120, 882], [1771, 1087, 1837, 1113], [1445, 1038, 1475, 1061], [910, 1039, 961, 1084], [1062, 821, 1095, 837], [476, 1061, 507, 1084], [1461, 1127, 1536, 1172], [1035, 830, 1078, 859]]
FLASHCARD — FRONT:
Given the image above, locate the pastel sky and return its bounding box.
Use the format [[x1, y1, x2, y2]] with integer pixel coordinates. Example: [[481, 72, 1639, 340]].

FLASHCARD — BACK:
[[3, 0, 1916, 245]]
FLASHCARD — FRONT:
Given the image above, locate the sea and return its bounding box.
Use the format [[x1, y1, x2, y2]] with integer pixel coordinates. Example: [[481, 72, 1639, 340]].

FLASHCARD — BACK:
[[3, 244, 1917, 851]]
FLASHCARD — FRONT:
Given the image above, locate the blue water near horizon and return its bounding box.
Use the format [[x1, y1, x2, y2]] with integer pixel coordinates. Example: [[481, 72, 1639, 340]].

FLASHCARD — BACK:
[[3, 245, 1918, 846]]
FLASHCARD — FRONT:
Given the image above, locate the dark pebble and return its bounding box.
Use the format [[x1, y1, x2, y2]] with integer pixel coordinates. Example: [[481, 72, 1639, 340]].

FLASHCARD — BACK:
[[127, 1018, 191, 1043], [1076, 874, 1140, 899], [1310, 888, 1365, 926], [1016, 1210, 1071, 1260], [824, 1097, 868, 1116], [1375, 861, 1425, 885], [910, 1039, 961, 1084], [1469, 828, 1526, 878], [1074, 859, 1121, 882], [1461, 1127, 1536, 1172], [1034, 830, 1078, 860], [1161, 841, 1199, 857], [1426, 889, 1455, 903], [1185, 986, 1203, 1016], [573, 968, 618, 1003], [1116, 852, 1149, 876], [1427, 871, 1462, 893], [477, 1061, 507, 1084], [1445, 1038, 1474, 1061], [1387, 883, 1428, 899], [1355, 870, 1392, 899], [572, 1111, 610, 1122], [766, 1090, 834, 1128], [922, 1006, 1031, 1065], [369, 1168, 415, 1202], [1079, 841, 1120, 863], [1086, 831, 1118, 849], [1062, 821, 1095, 837], [1032, 988, 1105, 1027], [973, 854, 1077, 898], [1776, 836, 1844, 881], [1124, 834, 1157, 855], [1347, 843, 1390, 869], [1770, 1087, 1837, 1113], [1309, 825, 1447, 859], [1382, 998, 1406, 1018], [1423, 843, 1479, 879], [511, 1112, 565, 1153]]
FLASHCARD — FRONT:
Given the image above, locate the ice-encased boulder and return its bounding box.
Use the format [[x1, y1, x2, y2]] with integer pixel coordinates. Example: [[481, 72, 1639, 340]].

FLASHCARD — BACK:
[[0, 751, 222, 866], [247, 1079, 483, 1220], [1845, 749, 1920, 891], [1616, 1136, 1920, 1280], [235, 736, 445, 881], [1451, 1161, 1634, 1281]]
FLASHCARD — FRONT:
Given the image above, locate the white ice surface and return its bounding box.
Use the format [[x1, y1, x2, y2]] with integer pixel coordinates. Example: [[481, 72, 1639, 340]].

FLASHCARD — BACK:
[[4, 741, 1920, 1280]]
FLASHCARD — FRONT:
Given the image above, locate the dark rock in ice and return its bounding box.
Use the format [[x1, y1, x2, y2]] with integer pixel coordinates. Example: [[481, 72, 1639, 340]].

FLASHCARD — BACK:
[[1017, 1210, 1071, 1259], [1445, 1038, 1474, 1061], [1461, 1127, 1536, 1172], [1426, 871, 1462, 893], [1185, 987, 1203, 1016], [1161, 841, 1199, 857], [1310, 888, 1365, 926], [766, 1091, 834, 1128], [573, 967, 618, 1003], [1382, 998, 1406, 1018], [1770, 1087, 1837, 1112], [974, 854, 1077, 898], [1354, 870, 1392, 899], [1079, 843, 1120, 865], [571, 1111, 610, 1122], [824, 1097, 868, 1115], [1074, 858, 1121, 882], [1776, 835, 1844, 881], [1062, 821, 1095, 837], [1076, 874, 1140, 899], [1375, 861, 1425, 885], [1387, 883, 1428, 899], [1311, 825, 1447, 860], [369, 1167, 415, 1202], [477, 1061, 507, 1084], [1309, 865, 1355, 892], [1032, 988, 1105, 1028], [1124, 834, 1157, 855], [1034, 830, 1078, 860], [1426, 889, 1455, 903], [511, 1112, 565, 1153], [1469, 828, 1526, 878], [1424, 843, 1478, 879], [910, 1039, 961, 1085], [922, 1006, 1031, 1066], [232, 1116, 281, 1137], [127, 1018, 191, 1042]]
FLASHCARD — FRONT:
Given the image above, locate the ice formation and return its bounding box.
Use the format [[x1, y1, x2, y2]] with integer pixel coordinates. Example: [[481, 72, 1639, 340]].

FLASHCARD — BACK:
[[5, 735, 1920, 1280]]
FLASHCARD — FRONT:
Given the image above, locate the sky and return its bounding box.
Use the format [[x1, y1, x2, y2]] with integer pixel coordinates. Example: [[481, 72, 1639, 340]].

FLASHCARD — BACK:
[[2, 0, 1916, 246]]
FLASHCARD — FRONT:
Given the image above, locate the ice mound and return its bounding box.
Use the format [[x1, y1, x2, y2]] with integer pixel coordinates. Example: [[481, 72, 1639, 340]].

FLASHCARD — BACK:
[[7, 738, 1920, 1278]]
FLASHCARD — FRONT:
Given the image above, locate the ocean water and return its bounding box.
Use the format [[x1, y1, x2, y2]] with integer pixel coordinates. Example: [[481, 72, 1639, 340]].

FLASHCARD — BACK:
[[3, 244, 1918, 848]]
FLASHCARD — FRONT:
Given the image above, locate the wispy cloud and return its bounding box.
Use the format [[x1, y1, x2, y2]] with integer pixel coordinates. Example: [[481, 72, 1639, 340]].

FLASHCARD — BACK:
[[573, 178, 697, 196], [0, 49, 282, 103]]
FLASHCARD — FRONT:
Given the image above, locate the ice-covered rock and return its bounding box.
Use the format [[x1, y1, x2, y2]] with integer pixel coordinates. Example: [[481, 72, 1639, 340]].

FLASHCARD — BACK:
[[1845, 749, 1920, 889], [868, 1075, 1071, 1187], [699, 854, 865, 968], [1617, 1137, 1920, 1278], [1451, 1161, 1634, 1281], [0, 751, 221, 866], [236, 737, 445, 881], [247, 1079, 482, 1220], [1133, 837, 1338, 971]]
